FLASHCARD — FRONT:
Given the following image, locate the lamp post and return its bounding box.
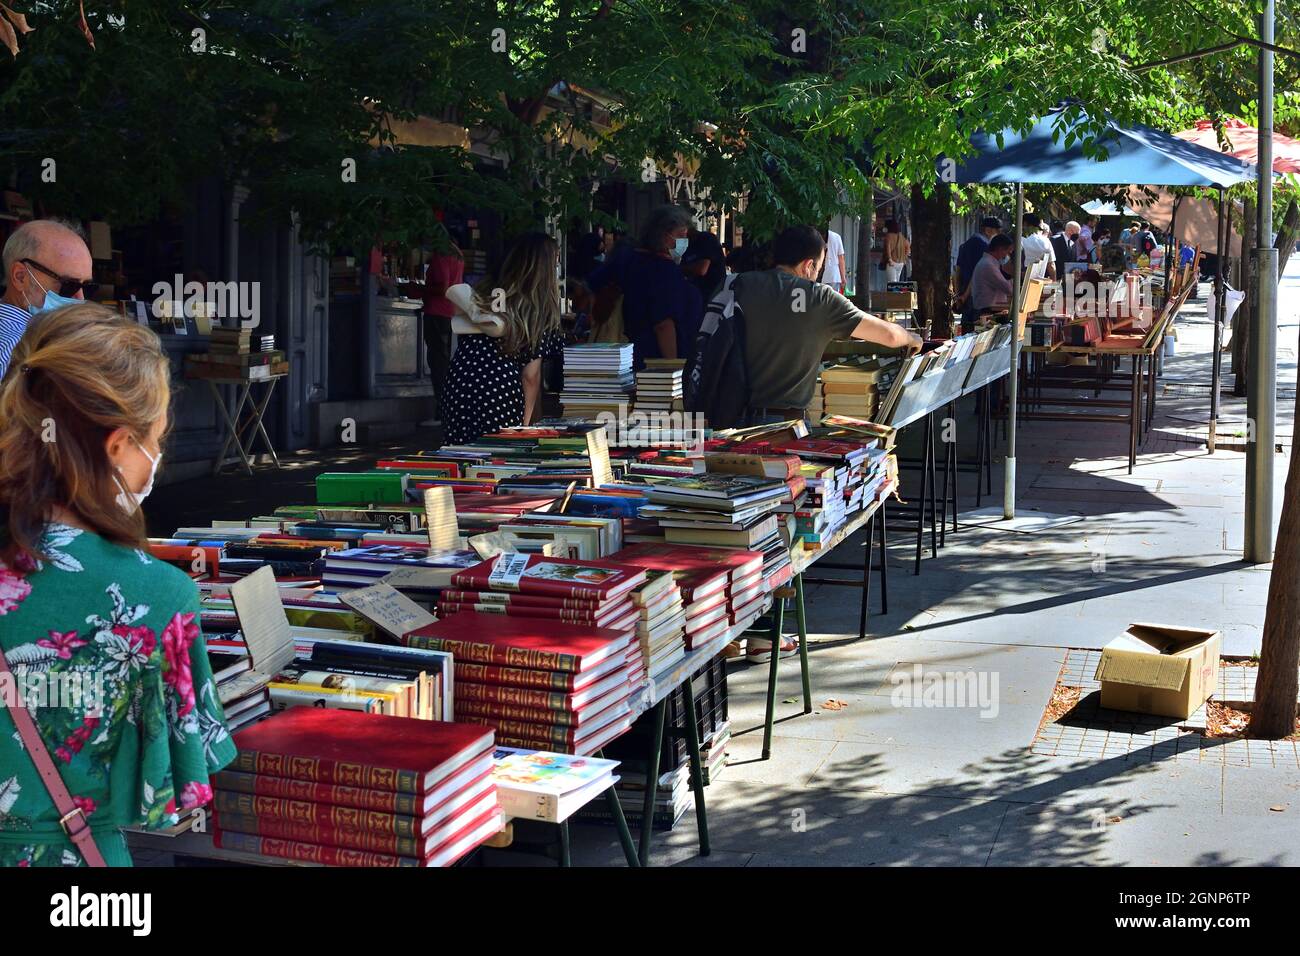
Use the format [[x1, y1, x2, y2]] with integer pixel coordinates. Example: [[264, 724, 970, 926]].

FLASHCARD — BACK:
[[1245, 0, 1277, 563]]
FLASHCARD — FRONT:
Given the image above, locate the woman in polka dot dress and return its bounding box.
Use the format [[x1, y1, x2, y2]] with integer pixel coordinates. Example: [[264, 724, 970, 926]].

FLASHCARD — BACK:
[[443, 232, 565, 444]]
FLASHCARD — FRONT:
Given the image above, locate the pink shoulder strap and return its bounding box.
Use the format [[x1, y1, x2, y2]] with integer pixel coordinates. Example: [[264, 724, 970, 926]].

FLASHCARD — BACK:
[[0, 645, 107, 866]]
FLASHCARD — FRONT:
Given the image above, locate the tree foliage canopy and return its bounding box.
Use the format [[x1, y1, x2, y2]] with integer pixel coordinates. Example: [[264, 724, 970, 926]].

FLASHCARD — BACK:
[[1, 0, 1295, 247]]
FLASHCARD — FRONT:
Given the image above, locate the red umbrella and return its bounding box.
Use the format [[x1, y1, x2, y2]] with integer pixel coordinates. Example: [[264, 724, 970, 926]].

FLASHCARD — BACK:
[[1176, 118, 1300, 175]]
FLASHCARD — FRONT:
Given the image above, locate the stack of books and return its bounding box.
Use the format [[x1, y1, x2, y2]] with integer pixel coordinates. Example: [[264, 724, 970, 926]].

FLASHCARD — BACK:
[[208, 650, 273, 731], [634, 358, 685, 412], [560, 343, 635, 418], [491, 747, 620, 824], [777, 435, 893, 522], [819, 358, 892, 420], [321, 544, 481, 593], [630, 571, 687, 681], [612, 543, 768, 647], [639, 475, 794, 592], [212, 709, 501, 867], [186, 326, 288, 381], [404, 607, 640, 756]]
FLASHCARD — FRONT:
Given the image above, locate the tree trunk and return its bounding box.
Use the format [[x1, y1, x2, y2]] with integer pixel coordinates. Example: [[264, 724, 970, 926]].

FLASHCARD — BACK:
[[1252, 374, 1300, 737], [1275, 197, 1299, 277], [1233, 199, 1255, 397], [911, 181, 952, 338], [1251, 197, 1300, 738], [854, 216, 874, 309]]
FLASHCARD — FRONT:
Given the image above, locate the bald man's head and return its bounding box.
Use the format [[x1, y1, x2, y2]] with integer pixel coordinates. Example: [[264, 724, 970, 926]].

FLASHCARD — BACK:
[[2, 218, 94, 310]]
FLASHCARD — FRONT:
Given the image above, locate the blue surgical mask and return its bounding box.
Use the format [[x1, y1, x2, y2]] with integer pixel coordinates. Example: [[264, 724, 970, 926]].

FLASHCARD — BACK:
[[24, 270, 80, 316], [672, 237, 689, 260]]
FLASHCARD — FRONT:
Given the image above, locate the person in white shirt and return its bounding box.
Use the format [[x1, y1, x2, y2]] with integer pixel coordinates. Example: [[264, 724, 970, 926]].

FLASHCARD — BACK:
[[1020, 214, 1055, 280], [821, 227, 847, 292]]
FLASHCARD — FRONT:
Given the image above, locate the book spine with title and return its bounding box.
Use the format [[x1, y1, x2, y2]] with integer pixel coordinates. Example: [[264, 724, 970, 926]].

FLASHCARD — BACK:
[[405, 634, 584, 673], [213, 829, 423, 867], [212, 770, 423, 815], [227, 750, 425, 793], [214, 791, 424, 838], [454, 661, 584, 692]]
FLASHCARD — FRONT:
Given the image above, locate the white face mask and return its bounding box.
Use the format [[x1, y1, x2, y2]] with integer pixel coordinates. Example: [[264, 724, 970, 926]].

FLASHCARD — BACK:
[[114, 436, 161, 514]]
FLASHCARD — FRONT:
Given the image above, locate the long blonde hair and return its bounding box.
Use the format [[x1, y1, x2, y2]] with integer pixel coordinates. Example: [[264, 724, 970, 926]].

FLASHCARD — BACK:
[[0, 302, 171, 563], [475, 232, 561, 359]]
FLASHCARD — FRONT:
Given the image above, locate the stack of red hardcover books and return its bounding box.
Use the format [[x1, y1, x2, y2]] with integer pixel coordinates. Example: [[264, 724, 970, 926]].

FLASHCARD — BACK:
[[436, 553, 649, 689], [610, 543, 769, 648], [212, 709, 500, 867], [405, 599, 640, 755]]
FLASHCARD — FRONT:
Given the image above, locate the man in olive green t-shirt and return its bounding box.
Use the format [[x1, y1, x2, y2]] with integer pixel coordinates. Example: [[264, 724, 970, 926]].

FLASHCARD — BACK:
[[732, 225, 921, 423]]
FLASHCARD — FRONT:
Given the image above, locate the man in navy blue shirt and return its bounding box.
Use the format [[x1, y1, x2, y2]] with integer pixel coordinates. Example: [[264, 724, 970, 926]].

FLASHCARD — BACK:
[[954, 216, 1001, 332], [608, 205, 702, 368]]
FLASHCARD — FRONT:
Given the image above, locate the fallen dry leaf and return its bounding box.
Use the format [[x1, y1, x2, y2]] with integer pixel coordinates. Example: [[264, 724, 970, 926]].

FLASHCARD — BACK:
[[822, 698, 848, 710], [1269, 805, 1286, 812]]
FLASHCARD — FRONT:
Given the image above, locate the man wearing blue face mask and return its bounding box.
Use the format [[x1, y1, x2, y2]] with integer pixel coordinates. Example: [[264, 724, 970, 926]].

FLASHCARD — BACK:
[[0, 218, 95, 378], [616, 204, 702, 369], [968, 234, 1015, 325]]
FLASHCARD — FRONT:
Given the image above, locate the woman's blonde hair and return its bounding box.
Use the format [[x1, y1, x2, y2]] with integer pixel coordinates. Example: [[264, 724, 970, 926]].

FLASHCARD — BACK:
[[474, 232, 561, 359], [0, 302, 171, 563]]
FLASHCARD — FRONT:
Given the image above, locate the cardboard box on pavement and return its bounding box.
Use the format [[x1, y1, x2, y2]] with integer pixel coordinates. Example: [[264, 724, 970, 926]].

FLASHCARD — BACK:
[[1093, 624, 1221, 719]]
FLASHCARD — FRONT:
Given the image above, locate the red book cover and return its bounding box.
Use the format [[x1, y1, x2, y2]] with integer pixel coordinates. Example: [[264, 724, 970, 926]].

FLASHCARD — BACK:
[[456, 671, 627, 711], [440, 589, 606, 610], [405, 613, 631, 674], [614, 542, 761, 585], [685, 589, 728, 620], [376, 458, 462, 476], [212, 768, 493, 838], [454, 684, 629, 727], [493, 714, 633, 756], [211, 751, 494, 817], [453, 493, 559, 515], [228, 709, 494, 794], [449, 554, 646, 601], [214, 830, 425, 867], [457, 696, 631, 749], [774, 438, 875, 460], [147, 543, 221, 579], [437, 600, 631, 626], [453, 652, 625, 693], [214, 789, 499, 858], [213, 805, 503, 867]]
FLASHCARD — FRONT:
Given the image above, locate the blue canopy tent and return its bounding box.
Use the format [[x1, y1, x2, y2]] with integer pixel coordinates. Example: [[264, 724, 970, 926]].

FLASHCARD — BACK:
[[940, 107, 1256, 515]]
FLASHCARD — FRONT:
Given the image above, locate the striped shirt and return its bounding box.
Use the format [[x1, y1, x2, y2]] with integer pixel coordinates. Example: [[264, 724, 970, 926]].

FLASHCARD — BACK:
[[0, 301, 31, 378]]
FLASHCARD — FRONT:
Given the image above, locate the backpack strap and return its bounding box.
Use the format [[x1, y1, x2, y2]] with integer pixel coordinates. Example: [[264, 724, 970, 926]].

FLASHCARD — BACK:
[[0, 645, 107, 867]]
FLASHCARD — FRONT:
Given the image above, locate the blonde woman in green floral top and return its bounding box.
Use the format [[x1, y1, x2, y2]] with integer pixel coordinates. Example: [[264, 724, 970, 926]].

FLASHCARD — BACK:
[[0, 303, 235, 866]]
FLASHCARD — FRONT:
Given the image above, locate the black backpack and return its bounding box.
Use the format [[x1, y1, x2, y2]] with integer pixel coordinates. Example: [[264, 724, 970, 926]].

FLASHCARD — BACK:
[[683, 275, 750, 429]]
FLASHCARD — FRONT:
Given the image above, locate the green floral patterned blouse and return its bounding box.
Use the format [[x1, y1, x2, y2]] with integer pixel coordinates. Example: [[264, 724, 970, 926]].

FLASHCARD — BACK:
[[0, 523, 237, 866]]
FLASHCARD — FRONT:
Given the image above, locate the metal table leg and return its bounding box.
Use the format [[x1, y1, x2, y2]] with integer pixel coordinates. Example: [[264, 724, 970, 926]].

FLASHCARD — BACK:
[[559, 820, 571, 867], [681, 687, 710, 857], [637, 700, 667, 865], [1128, 358, 1140, 473], [596, 748, 640, 867], [795, 573, 812, 714], [762, 597, 786, 760], [914, 414, 932, 575], [878, 504, 889, 615], [860, 518, 873, 641]]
